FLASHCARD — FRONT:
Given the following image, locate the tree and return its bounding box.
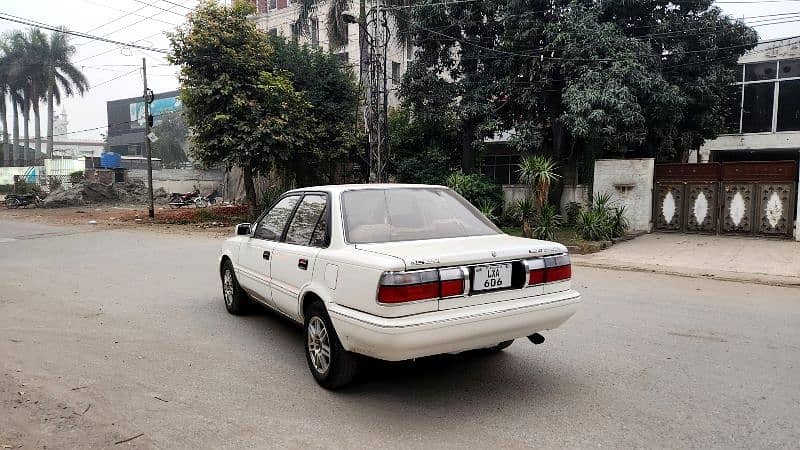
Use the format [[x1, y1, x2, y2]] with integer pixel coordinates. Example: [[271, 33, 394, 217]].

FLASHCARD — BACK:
[[0, 37, 10, 166], [169, 1, 312, 213], [150, 110, 189, 168], [266, 35, 360, 186], [400, 0, 506, 173], [388, 106, 460, 184], [42, 29, 87, 158]]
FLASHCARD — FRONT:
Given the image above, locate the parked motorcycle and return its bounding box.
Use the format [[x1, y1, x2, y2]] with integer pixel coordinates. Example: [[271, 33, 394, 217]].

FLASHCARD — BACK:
[[5, 193, 44, 209], [168, 189, 200, 208], [193, 189, 219, 209]]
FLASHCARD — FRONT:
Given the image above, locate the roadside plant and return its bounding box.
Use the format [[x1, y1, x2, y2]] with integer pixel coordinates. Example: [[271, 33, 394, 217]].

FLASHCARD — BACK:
[[445, 172, 503, 208], [510, 197, 537, 238], [564, 201, 582, 227], [575, 192, 630, 241], [477, 199, 499, 223], [531, 205, 561, 241], [518, 155, 560, 210]]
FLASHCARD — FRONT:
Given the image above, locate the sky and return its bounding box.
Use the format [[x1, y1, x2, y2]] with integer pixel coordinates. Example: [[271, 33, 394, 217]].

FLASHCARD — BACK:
[[1, 0, 798, 140]]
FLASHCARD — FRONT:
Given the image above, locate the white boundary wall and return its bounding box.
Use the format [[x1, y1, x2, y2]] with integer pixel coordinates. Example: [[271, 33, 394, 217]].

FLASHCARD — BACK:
[[593, 158, 655, 232]]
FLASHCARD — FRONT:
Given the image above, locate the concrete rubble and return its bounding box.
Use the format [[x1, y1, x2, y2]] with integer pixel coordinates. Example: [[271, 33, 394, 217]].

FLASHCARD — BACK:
[[43, 180, 168, 207]]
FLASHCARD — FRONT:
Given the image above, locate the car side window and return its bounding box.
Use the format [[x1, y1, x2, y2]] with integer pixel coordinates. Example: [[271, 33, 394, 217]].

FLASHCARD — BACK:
[[310, 206, 328, 247], [253, 196, 300, 241], [285, 195, 327, 247]]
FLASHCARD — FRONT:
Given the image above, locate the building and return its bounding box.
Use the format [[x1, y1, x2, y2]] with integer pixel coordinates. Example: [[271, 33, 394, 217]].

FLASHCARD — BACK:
[[698, 37, 800, 164], [248, 0, 411, 106], [106, 90, 182, 156]]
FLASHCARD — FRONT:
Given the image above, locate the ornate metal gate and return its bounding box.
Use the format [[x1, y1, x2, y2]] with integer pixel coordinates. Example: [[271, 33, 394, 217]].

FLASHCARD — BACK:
[[654, 161, 797, 238]]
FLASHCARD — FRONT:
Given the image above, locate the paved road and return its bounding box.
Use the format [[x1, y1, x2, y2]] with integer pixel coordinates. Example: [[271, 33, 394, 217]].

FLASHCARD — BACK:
[[1, 219, 799, 449]]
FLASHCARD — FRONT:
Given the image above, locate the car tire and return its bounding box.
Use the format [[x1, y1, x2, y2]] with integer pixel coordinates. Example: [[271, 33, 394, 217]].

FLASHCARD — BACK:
[[304, 301, 358, 389], [221, 260, 251, 315]]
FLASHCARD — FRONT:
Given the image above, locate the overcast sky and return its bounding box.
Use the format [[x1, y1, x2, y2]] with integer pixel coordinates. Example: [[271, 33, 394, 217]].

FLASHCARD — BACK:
[[1, 0, 798, 140]]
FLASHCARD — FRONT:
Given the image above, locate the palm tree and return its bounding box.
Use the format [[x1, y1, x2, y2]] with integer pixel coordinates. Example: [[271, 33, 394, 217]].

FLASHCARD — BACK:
[[0, 37, 10, 166], [43, 29, 87, 157]]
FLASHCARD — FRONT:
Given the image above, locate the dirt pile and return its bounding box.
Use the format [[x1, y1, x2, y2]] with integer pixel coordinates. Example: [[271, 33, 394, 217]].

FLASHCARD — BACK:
[[43, 180, 168, 207]]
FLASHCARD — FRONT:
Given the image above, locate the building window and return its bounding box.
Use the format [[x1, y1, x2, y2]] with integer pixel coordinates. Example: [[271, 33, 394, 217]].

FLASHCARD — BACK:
[[268, 28, 278, 37], [311, 18, 319, 47], [734, 59, 800, 133], [745, 62, 776, 81], [335, 52, 349, 64], [290, 23, 299, 42], [482, 153, 521, 185], [741, 82, 774, 133], [407, 45, 413, 61], [269, 0, 277, 10], [777, 79, 800, 131], [391, 61, 401, 84]]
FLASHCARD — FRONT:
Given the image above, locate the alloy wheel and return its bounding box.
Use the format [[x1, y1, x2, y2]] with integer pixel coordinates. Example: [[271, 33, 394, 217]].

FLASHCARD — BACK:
[[307, 316, 331, 374]]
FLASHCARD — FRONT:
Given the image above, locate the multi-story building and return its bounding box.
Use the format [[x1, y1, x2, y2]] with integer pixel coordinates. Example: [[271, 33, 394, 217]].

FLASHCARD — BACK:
[[247, 0, 411, 106], [106, 90, 182, 156], [698, 37, 800, 164]]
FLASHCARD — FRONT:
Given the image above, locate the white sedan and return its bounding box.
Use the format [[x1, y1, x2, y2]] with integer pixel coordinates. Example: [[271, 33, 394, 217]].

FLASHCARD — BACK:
[[219, 184, 580, 388]]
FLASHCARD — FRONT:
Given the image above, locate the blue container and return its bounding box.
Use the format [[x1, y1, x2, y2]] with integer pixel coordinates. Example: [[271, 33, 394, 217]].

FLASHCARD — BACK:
[[100, 152, 122, 169]]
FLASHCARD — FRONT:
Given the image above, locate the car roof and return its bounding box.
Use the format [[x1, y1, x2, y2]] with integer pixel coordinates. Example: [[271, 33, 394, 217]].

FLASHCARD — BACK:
[[286, 184, 448, 194]]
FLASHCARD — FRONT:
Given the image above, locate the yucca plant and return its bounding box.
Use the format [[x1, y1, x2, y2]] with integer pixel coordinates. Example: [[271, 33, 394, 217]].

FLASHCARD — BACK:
[[477, 199, 499, 223], [518, 155, 560, 210], [532, 205, 562, 241], [577, 209, 612, 241], [511, 197, 537, 238], [609, 205, 630, 238]]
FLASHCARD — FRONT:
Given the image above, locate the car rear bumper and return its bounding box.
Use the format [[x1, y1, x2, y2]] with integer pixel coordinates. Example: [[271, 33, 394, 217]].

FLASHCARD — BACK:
[[327, 289, 581, 361]]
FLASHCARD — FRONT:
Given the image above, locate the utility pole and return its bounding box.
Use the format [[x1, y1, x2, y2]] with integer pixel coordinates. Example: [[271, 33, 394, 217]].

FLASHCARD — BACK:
[[142, 58, 155, 219]]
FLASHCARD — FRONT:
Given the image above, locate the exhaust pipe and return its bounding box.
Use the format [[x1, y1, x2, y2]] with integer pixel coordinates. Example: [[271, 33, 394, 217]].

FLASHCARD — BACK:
[[528, 333, 545, 345]]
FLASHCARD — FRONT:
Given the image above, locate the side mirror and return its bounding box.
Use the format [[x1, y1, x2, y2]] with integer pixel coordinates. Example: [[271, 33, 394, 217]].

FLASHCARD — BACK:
[[236, 223, 251, 236]]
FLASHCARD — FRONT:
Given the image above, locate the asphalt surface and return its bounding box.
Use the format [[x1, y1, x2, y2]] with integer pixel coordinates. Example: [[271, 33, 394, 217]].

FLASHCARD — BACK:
[[1, 219, 799, 449]]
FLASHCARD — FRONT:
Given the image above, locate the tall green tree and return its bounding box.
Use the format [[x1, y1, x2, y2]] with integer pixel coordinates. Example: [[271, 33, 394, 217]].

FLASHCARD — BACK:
[[0, 37, 10, 166], [267, 35, 360, 186], [43, 30, 88, 158], [169, 0, 312, 212], [150, 110, 189, 168], [400, 0, 506, 173]]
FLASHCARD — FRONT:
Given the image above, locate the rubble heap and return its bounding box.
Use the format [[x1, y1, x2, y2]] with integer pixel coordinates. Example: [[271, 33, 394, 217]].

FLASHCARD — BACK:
[[43, 180, 168, 207]]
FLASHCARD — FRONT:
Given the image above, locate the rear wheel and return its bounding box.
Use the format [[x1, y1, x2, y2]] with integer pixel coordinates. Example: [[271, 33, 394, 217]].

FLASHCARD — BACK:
[[221, 260, 251, 315], [5, 197, 21, 209], [304, 302, 358, 389]]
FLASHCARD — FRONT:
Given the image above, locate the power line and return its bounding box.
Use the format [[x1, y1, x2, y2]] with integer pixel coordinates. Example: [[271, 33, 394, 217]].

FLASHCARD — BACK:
[[91, 67, 141, 88], [79, 0, 181, 28], [129, 0, 190, 18], [75, 4, 182, 49], [0, 13, 170, 53]]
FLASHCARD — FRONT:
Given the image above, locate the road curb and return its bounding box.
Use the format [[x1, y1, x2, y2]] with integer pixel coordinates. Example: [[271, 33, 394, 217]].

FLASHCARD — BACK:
[[572, 260, 800, 288]]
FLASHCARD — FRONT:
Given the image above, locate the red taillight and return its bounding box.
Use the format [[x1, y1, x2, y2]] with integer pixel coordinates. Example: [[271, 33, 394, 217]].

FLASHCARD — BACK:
[[525, 254, 571, 286], [378, 268, 465, 304], [378, 282, 440, 303], [546, 264, 571, 282]]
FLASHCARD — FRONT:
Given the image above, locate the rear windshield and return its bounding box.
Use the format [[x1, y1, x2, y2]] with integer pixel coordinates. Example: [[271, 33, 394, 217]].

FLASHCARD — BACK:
[[341, 188, 501, 244]]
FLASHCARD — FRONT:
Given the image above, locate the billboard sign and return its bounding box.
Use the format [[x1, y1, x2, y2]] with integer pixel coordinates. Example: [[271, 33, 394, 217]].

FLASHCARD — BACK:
[[129, 96, 182, 129]]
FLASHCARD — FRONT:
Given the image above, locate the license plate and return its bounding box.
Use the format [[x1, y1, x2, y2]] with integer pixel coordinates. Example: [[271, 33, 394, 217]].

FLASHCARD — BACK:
[[473, 263, 512, 291]]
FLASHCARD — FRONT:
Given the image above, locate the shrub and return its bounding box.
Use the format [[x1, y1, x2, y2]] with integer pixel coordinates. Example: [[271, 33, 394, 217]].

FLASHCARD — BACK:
[[575, 193, 629, 241], [69, 171, 85, 184], [445, 172, 503, 208], [477, 199, 499, 224], [509, 197, 537, 238], [564, 201, 582, 226], [531, 205, 562, 241]]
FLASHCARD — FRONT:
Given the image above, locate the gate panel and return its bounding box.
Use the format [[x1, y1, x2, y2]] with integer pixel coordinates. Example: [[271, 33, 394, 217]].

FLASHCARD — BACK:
[[757, 183, 796, 236], [654, 183, 683, 231], [685, 183, 718, 233], [721, 183, 755, 234]]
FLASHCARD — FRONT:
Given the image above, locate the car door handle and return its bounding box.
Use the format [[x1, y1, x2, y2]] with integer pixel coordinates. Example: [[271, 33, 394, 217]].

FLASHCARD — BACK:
[[263, 251, 271, 260], [298, 258, 308, 270]]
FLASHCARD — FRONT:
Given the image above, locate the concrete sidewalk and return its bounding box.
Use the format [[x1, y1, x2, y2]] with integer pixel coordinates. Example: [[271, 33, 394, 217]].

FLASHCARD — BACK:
[[572, 233, 800, 286]]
